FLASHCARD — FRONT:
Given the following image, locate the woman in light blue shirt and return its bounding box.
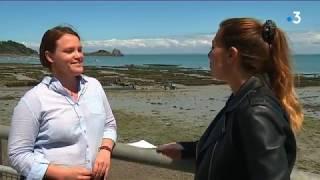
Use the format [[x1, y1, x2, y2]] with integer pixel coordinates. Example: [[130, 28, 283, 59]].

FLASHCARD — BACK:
[[8, 26, 117, 179]]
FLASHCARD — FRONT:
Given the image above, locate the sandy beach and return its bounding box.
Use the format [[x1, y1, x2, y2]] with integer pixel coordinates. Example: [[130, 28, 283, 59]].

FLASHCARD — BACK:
[[0, 64, 319, 179]]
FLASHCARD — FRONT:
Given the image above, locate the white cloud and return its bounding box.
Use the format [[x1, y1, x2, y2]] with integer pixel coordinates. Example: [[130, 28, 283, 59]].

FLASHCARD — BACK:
[[287, 31, 320, 54], [288, 32, 320, 44], [80, 34, 214, 54], [21, 42, 40, 52], [83, 36, 212, 50], [21, 31, 320, 54]]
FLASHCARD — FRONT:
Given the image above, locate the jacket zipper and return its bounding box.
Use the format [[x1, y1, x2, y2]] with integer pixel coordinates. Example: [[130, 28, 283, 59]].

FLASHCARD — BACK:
[[208, 141, 218, 180]]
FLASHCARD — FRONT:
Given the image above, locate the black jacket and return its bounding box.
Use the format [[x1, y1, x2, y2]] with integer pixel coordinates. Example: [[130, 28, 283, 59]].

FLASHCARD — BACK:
[[180, 76, 296, 180]]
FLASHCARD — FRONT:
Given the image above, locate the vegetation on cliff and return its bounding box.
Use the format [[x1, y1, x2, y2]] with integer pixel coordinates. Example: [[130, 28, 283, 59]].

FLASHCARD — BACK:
[[0, 40, 37, 56]]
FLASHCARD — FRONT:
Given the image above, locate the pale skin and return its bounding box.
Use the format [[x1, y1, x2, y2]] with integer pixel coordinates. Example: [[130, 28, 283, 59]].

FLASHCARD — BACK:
[[92, 139, 114, 180], [156, 29, 251, 159], [45, 138, 114, 180], [44, 34, 114, 179]]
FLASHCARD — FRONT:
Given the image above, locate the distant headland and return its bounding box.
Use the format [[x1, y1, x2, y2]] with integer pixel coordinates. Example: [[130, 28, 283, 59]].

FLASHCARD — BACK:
[[0, 40, 124, 57], [0, 40, 38, 56]]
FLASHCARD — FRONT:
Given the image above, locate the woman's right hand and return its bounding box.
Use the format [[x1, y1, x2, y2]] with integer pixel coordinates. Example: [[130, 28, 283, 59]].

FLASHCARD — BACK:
[[45, 164, 92, 180], [63, 166, 92, 180], [156, 142, 183, 160]]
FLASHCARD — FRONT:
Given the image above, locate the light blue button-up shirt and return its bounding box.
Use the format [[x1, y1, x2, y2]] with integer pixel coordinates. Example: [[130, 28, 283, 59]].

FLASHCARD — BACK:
[[8, 75, 117, 179]]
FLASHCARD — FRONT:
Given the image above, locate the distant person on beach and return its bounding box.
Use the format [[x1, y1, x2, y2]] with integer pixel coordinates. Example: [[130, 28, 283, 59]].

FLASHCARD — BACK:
[[157, 17, 303, 180], [8, 26, 117, 179]]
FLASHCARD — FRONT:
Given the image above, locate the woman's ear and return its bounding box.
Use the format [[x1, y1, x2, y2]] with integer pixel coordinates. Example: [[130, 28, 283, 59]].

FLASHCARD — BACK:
[[228, 47, 239, 63], [45, 51, 54, 63]]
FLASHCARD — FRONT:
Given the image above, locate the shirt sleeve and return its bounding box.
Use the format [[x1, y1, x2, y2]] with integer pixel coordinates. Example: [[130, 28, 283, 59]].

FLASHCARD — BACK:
[[8, 97, 49, 179], [236, 105, 292, 180], [98, 82, 117, 143]]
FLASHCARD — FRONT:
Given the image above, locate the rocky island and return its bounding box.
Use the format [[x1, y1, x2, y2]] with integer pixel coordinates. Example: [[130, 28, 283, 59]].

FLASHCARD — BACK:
[[85, 48, 124, 56]]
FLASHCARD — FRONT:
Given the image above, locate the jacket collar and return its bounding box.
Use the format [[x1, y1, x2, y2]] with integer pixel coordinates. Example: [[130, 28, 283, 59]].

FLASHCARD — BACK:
[[225, 75, 266, 112], [197, 76, 267, 155]]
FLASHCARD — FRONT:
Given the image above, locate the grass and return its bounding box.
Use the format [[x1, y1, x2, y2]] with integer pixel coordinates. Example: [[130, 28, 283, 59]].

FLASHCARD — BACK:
[[114, 110, 205, 145], [296, 117, 320, 174], [115, 110, 320, 174]]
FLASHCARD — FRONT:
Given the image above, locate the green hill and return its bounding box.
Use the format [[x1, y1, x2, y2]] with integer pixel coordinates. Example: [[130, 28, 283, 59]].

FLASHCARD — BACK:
[[0, 40, 38, 56]]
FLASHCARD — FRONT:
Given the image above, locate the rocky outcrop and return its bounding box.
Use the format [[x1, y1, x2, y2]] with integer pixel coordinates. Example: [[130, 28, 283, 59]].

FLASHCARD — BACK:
[[111, 48, 124, 56], [85, 50, 112, 56], [85, 49, 124, 56], [0, 40, 38, 56]]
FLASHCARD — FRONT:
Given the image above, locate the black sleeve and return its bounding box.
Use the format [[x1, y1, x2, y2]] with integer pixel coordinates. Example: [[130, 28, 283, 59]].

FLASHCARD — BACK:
[[236, 105, 292, 180], [178, 141, 198, 159]]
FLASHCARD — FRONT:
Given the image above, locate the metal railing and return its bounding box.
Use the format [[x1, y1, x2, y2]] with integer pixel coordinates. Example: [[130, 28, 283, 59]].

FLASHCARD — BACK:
[[1, 125, 320, 180]]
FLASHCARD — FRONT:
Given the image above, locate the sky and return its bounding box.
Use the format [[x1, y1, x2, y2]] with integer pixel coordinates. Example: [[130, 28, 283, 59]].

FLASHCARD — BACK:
[[0, 1, 319, 54]]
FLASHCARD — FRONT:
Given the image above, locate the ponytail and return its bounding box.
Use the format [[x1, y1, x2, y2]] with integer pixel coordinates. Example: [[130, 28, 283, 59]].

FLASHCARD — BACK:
[[268, 28, 304, 133]]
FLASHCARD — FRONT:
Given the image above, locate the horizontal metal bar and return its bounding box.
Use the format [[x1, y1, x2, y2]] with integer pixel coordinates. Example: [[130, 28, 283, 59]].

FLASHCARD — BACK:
[[1, 125, 320, 179], [112, 143, 195, 173], [0, 164, 18, 175]]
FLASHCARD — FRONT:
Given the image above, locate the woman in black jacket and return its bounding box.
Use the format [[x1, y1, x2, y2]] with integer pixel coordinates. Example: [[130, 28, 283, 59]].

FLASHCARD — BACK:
[[157, 18, 304, 180]]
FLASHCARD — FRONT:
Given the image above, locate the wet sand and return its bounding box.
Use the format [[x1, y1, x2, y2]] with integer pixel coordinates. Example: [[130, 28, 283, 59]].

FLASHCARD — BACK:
[[0, 64, 320, 178]]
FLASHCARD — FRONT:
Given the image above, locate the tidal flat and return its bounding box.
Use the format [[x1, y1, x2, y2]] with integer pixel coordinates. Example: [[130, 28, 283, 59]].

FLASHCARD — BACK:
[[0, 63, 319, 178]]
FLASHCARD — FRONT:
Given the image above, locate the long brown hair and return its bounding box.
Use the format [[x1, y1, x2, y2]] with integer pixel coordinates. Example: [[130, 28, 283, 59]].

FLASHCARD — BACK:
[[39, 26, 80, 69], [219, 18, 303, 132]]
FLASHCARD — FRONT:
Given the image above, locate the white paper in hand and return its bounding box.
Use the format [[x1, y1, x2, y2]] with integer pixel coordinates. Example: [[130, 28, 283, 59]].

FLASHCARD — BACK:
[[127, 140, 157, 148]]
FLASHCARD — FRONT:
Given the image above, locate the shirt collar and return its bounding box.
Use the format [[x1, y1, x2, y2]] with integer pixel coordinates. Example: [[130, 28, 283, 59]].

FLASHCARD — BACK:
[[41, 74, 88, 95]]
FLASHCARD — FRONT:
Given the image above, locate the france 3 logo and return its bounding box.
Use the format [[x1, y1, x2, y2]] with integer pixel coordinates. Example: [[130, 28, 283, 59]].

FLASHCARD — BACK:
[[287, 11, 301, 24]]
